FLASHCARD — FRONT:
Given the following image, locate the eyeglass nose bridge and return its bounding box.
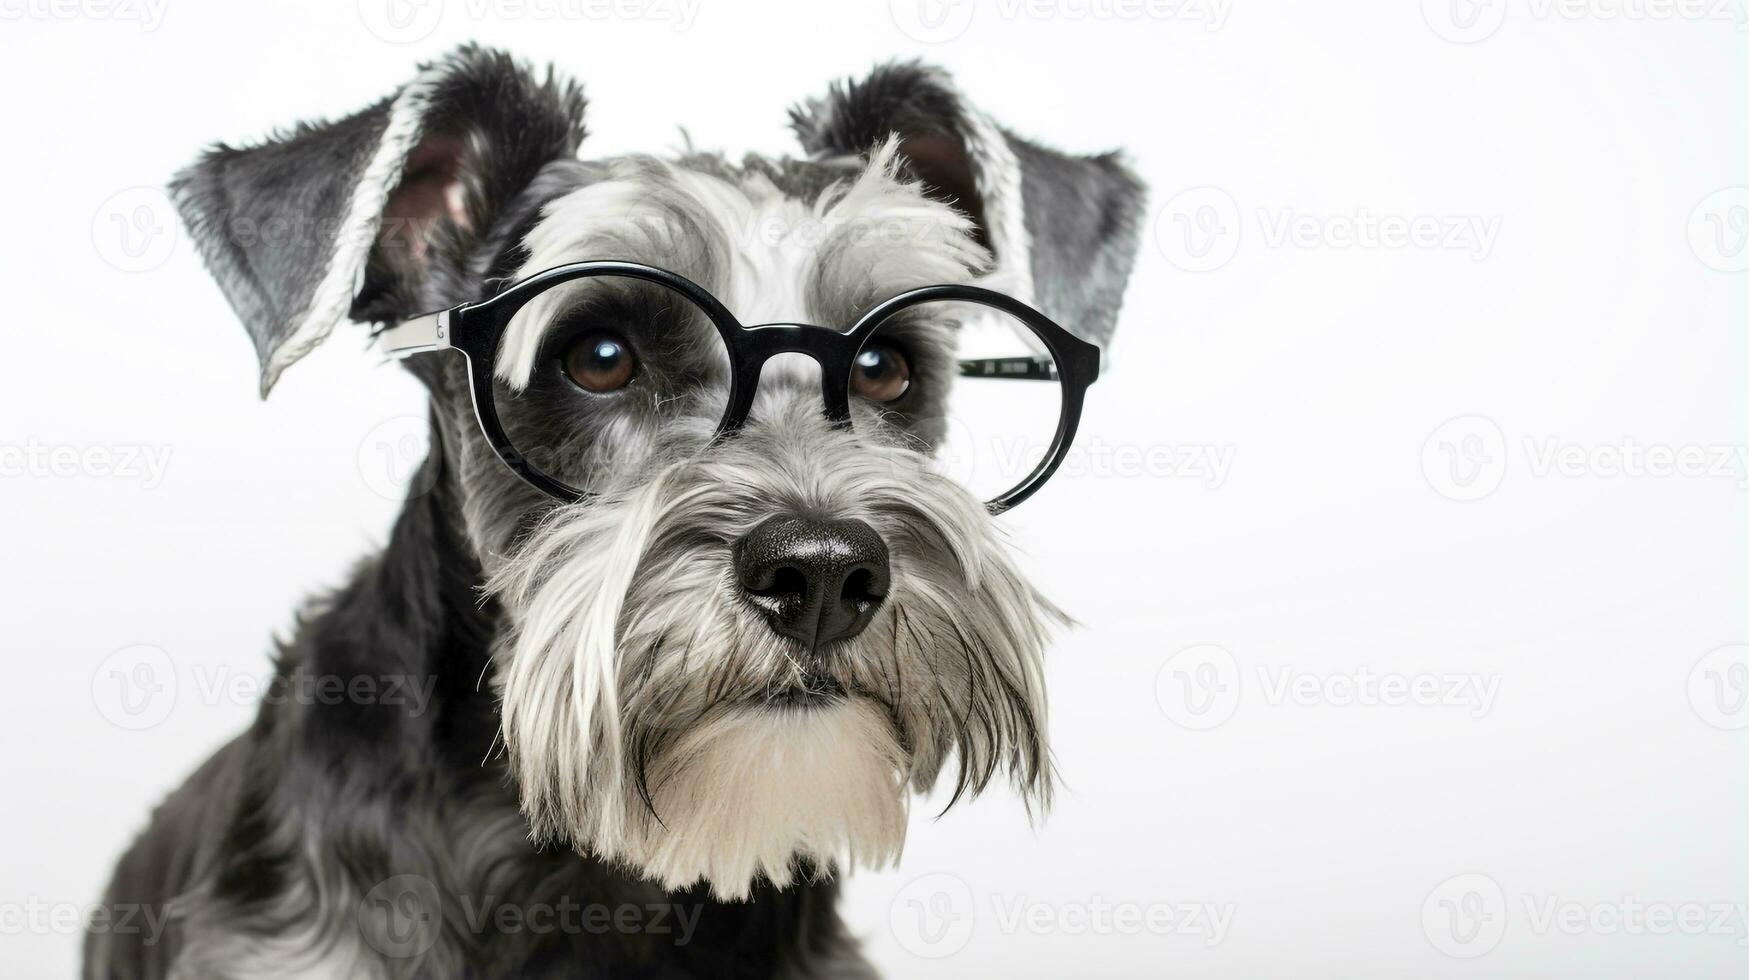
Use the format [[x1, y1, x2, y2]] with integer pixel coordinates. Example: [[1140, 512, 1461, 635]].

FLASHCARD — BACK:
[[717, 321, 860, 435]]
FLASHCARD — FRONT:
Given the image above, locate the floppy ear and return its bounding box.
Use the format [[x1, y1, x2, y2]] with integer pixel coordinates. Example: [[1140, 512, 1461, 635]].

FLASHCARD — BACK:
[[171, 44, 586, 395], [790, 62, 1147, 352]]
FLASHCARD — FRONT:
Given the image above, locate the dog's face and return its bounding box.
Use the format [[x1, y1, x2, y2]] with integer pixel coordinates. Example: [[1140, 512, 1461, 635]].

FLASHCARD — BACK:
[[174, 46, 1144, 900]]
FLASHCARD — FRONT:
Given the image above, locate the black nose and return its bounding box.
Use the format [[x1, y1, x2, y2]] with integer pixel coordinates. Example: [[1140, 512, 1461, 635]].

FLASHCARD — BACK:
[[735, 516, 890, 651]]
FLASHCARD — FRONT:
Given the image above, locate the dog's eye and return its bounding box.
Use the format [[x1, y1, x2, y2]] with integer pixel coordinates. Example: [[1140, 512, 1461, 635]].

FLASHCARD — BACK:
[[850, 344, 911, 402], [561, 331, 637, 393]]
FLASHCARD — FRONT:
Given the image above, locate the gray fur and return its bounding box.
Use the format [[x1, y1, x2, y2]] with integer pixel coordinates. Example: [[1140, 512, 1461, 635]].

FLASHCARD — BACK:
[[90, 44, 1145, 979]]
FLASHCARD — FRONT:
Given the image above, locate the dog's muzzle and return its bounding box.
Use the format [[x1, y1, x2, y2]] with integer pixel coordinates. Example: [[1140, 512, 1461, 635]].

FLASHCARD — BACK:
[[734, 515, 890, 651]]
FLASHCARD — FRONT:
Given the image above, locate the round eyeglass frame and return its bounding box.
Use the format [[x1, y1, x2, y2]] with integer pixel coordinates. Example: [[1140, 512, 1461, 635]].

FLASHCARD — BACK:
[[387, 260, 1101, 514]]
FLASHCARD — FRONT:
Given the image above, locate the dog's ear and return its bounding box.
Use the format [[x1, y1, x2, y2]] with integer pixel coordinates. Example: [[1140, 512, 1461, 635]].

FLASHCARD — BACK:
[[790, 62, 1146, 350], [172, 44, 586, 395]]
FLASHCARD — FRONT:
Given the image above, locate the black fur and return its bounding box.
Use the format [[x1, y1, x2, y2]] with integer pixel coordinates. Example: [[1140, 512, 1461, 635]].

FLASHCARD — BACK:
[[86, 462, 861, 978]]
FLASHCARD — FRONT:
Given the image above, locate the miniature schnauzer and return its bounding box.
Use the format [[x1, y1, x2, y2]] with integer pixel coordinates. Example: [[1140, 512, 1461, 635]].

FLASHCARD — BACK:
[[87, 45, 1143, 979]]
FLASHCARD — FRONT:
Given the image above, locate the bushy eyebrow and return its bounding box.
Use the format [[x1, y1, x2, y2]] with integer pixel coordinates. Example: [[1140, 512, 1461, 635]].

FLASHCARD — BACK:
[[494, 167, 729, 388], [802, 140, 991, 327], [491, 149, 991, 388]]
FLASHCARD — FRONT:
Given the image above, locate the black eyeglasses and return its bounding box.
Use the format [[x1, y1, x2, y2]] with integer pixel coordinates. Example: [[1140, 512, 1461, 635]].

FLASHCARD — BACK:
[[381, 260, 1099, 513]]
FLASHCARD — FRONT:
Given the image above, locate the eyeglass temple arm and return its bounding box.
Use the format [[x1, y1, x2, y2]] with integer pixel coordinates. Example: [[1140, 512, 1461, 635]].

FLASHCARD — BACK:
[[377, 310, 453, 359], [957, 355, 1059, 380]]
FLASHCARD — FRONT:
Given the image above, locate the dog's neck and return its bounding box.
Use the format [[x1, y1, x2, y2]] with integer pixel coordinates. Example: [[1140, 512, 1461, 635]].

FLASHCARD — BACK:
[[291, 442, 501, 771]]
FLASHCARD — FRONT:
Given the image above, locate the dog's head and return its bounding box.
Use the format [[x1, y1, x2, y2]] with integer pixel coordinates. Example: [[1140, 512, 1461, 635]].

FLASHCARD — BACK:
[[174, 46, 1143, 899]]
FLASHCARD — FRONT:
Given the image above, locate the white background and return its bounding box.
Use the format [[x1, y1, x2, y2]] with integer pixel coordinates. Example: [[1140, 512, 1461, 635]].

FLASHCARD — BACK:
[[3, 0, 1747, 976]]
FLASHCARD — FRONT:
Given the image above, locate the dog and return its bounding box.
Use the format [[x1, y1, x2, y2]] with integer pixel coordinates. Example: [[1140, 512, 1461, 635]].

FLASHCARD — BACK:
[[87, 45, 1144, 979]]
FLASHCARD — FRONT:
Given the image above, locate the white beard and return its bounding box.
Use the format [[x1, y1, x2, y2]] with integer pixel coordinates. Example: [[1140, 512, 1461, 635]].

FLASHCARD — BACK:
[[486, 417, 1053, 902], [616, 699, 908, 899]]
